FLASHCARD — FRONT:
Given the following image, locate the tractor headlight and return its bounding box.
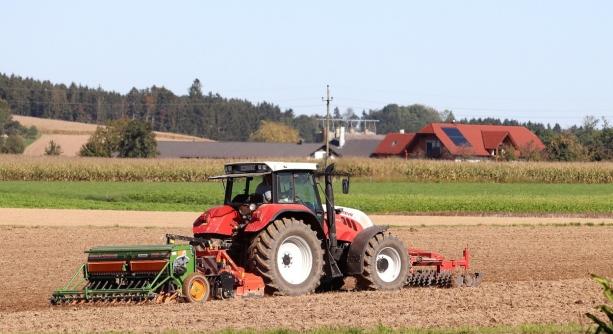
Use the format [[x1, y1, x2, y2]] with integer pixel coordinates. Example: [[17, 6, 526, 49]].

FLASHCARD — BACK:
[[239, 204, 257, 217], [239, 205, 251, 216]]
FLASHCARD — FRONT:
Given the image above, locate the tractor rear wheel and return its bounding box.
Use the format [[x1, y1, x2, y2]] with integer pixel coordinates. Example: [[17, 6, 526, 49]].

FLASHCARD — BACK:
[[248, 218, 324, 296], [356, 233, 409, 290]]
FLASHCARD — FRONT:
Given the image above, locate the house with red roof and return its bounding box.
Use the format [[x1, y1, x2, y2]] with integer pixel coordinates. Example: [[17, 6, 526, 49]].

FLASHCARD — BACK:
[[371, 131, 416, 158], [372, 123, 545, 160]]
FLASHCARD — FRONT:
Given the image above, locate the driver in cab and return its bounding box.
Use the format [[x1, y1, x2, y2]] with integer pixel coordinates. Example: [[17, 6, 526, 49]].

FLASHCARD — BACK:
[[255, 174, 272, 203]]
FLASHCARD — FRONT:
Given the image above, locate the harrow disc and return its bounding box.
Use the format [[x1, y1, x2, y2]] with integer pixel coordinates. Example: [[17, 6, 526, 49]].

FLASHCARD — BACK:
[[405, 270, 482, 288]]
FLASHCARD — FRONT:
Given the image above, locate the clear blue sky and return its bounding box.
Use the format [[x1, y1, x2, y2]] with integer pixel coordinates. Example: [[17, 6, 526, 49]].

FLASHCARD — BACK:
[[2, 1, 612, 126]]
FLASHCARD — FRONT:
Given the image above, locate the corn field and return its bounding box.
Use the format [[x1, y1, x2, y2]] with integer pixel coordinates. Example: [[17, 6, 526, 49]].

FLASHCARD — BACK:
[[0, 155, 612, 183]]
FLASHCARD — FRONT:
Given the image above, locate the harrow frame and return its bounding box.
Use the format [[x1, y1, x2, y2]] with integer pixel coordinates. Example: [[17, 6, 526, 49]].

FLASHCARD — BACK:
[[406, 247, 482, 287]]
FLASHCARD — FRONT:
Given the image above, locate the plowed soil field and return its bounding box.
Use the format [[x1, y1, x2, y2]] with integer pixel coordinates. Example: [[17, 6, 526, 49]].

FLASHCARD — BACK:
[[0, 215, 612, 332]]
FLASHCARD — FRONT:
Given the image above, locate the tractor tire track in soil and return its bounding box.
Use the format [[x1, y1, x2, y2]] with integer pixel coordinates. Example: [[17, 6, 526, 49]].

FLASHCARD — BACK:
[[0, 217, 611, 332]]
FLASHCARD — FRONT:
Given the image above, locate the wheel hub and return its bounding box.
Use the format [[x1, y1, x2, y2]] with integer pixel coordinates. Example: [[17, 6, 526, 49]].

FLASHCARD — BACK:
[[282, 253, 292, 267], [277, 235, 313, 285], [376, 247, 402, 283], [376, 258, 389, 272]]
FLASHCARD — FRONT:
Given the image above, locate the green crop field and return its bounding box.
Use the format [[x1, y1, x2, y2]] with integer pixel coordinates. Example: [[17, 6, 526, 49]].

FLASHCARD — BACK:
[[0, 181, 611, 215]]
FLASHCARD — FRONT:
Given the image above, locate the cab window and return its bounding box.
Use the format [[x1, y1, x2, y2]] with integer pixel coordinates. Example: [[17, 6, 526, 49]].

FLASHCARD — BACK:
[[227, 175, 266, 203], [275, 171, 321, 212], [294, 172, 321, 213], [276, 172, 294, 203]]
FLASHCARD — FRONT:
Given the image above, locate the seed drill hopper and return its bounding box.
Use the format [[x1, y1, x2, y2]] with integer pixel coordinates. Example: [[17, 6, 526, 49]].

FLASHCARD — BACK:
[[51, 243, 196, 304]]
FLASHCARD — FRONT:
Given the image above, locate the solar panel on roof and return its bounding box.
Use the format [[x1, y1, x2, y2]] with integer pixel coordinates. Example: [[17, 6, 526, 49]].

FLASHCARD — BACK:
[[442, 127, 470, 146]]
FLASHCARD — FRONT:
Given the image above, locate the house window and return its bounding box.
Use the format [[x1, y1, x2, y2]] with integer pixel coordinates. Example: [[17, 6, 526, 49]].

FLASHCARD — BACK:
[[426, 140, 441, 157]]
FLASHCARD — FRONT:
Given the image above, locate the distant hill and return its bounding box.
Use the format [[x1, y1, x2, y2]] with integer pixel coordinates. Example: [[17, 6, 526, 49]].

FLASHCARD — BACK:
[[15, 115, 211, 157]]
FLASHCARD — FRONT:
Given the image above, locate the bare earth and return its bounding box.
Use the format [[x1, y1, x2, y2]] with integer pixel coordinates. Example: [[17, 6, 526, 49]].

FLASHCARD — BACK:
[[2, 208, 613, 228], [0, 209, 611, 332], [14, 115, 211, 141], [23, 134, 91, 157]]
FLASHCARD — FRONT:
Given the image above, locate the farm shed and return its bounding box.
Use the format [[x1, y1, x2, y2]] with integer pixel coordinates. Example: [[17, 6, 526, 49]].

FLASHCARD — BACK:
[[156, 141, 325, 159]]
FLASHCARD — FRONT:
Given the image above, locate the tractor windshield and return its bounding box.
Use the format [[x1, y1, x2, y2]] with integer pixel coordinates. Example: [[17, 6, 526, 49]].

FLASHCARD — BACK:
[[225, 174, 272, 205]]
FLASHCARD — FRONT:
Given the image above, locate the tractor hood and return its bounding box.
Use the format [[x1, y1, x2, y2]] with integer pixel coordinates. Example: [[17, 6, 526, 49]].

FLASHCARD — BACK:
[[325, 206, 374, 230], [192, 205, 239, 236]]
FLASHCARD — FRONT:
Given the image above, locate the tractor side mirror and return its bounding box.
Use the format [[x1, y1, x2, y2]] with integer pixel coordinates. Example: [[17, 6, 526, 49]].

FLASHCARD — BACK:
[[342, 177, 350, 194]]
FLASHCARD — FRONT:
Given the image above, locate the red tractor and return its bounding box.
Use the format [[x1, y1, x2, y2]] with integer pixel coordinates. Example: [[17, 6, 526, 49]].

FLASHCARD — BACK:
[[51, 161, 480, 304], [192, 162, 479, 296]]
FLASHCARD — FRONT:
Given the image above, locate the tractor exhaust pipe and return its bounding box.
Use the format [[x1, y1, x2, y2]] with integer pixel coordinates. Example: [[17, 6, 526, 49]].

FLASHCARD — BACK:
[[322, 163, 343, 278], [324, 163, 337, 250]]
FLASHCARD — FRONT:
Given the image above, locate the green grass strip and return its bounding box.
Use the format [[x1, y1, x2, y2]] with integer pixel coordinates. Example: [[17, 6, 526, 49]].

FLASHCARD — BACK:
[[0, 181, 611, 215]]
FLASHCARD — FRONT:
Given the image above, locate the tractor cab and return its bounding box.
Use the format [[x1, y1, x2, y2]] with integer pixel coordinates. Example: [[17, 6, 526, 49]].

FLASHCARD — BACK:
[[210, 162, 324, 216]]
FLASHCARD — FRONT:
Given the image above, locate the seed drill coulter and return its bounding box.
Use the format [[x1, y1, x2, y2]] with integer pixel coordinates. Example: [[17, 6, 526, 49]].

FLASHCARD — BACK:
[[51, 162, 481, 304]]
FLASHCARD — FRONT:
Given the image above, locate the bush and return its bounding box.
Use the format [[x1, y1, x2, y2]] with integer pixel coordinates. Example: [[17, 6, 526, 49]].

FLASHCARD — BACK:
[[1, 134, 25, 154], [0, 98, 38, 154], [44, 140, 62, 156]]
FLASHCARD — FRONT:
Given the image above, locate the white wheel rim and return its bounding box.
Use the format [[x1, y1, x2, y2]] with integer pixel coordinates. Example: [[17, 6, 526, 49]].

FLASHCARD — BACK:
[[376, 246, 402, 283], [277, 235, 313, 285]]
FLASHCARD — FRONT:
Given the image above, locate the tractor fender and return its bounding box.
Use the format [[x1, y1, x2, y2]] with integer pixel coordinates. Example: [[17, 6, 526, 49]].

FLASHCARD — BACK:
[[344, 225, 389, 275], [245, 205, 323, 236]]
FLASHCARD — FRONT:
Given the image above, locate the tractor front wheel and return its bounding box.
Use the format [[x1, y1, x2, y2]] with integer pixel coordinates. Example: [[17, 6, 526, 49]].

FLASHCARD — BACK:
[[182, 272, 210, 303], [248, 218, 324, 296], [356, 233, 409, 290]]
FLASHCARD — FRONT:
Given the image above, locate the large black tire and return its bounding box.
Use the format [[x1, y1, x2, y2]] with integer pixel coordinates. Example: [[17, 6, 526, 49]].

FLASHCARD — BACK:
[[248, 217, 324, 296], [356, 233, 409, 290]]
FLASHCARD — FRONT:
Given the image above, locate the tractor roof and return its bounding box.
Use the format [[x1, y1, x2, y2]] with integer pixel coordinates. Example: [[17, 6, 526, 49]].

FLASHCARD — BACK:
[[210, 161, 318, 179], [227, 161, 317, 171], [258, 161, 317, 171]]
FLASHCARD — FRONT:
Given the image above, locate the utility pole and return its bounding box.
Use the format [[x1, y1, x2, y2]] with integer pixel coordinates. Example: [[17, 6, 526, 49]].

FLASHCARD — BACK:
[[322, 84, 333, 166]]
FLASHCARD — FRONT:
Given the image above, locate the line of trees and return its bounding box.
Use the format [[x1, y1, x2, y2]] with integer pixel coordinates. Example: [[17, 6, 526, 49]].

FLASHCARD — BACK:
[[0, 74, 449, 143], [0, 74, 296, 142], [0, 73, 611, 161]]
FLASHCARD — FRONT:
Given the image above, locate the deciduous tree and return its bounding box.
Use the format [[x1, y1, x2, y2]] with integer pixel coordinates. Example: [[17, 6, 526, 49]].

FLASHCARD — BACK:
[[80, 119, 156, 158], [546, 132, 587, 161], [117, 120, 157, 158], [249, 121, 300, 143]]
